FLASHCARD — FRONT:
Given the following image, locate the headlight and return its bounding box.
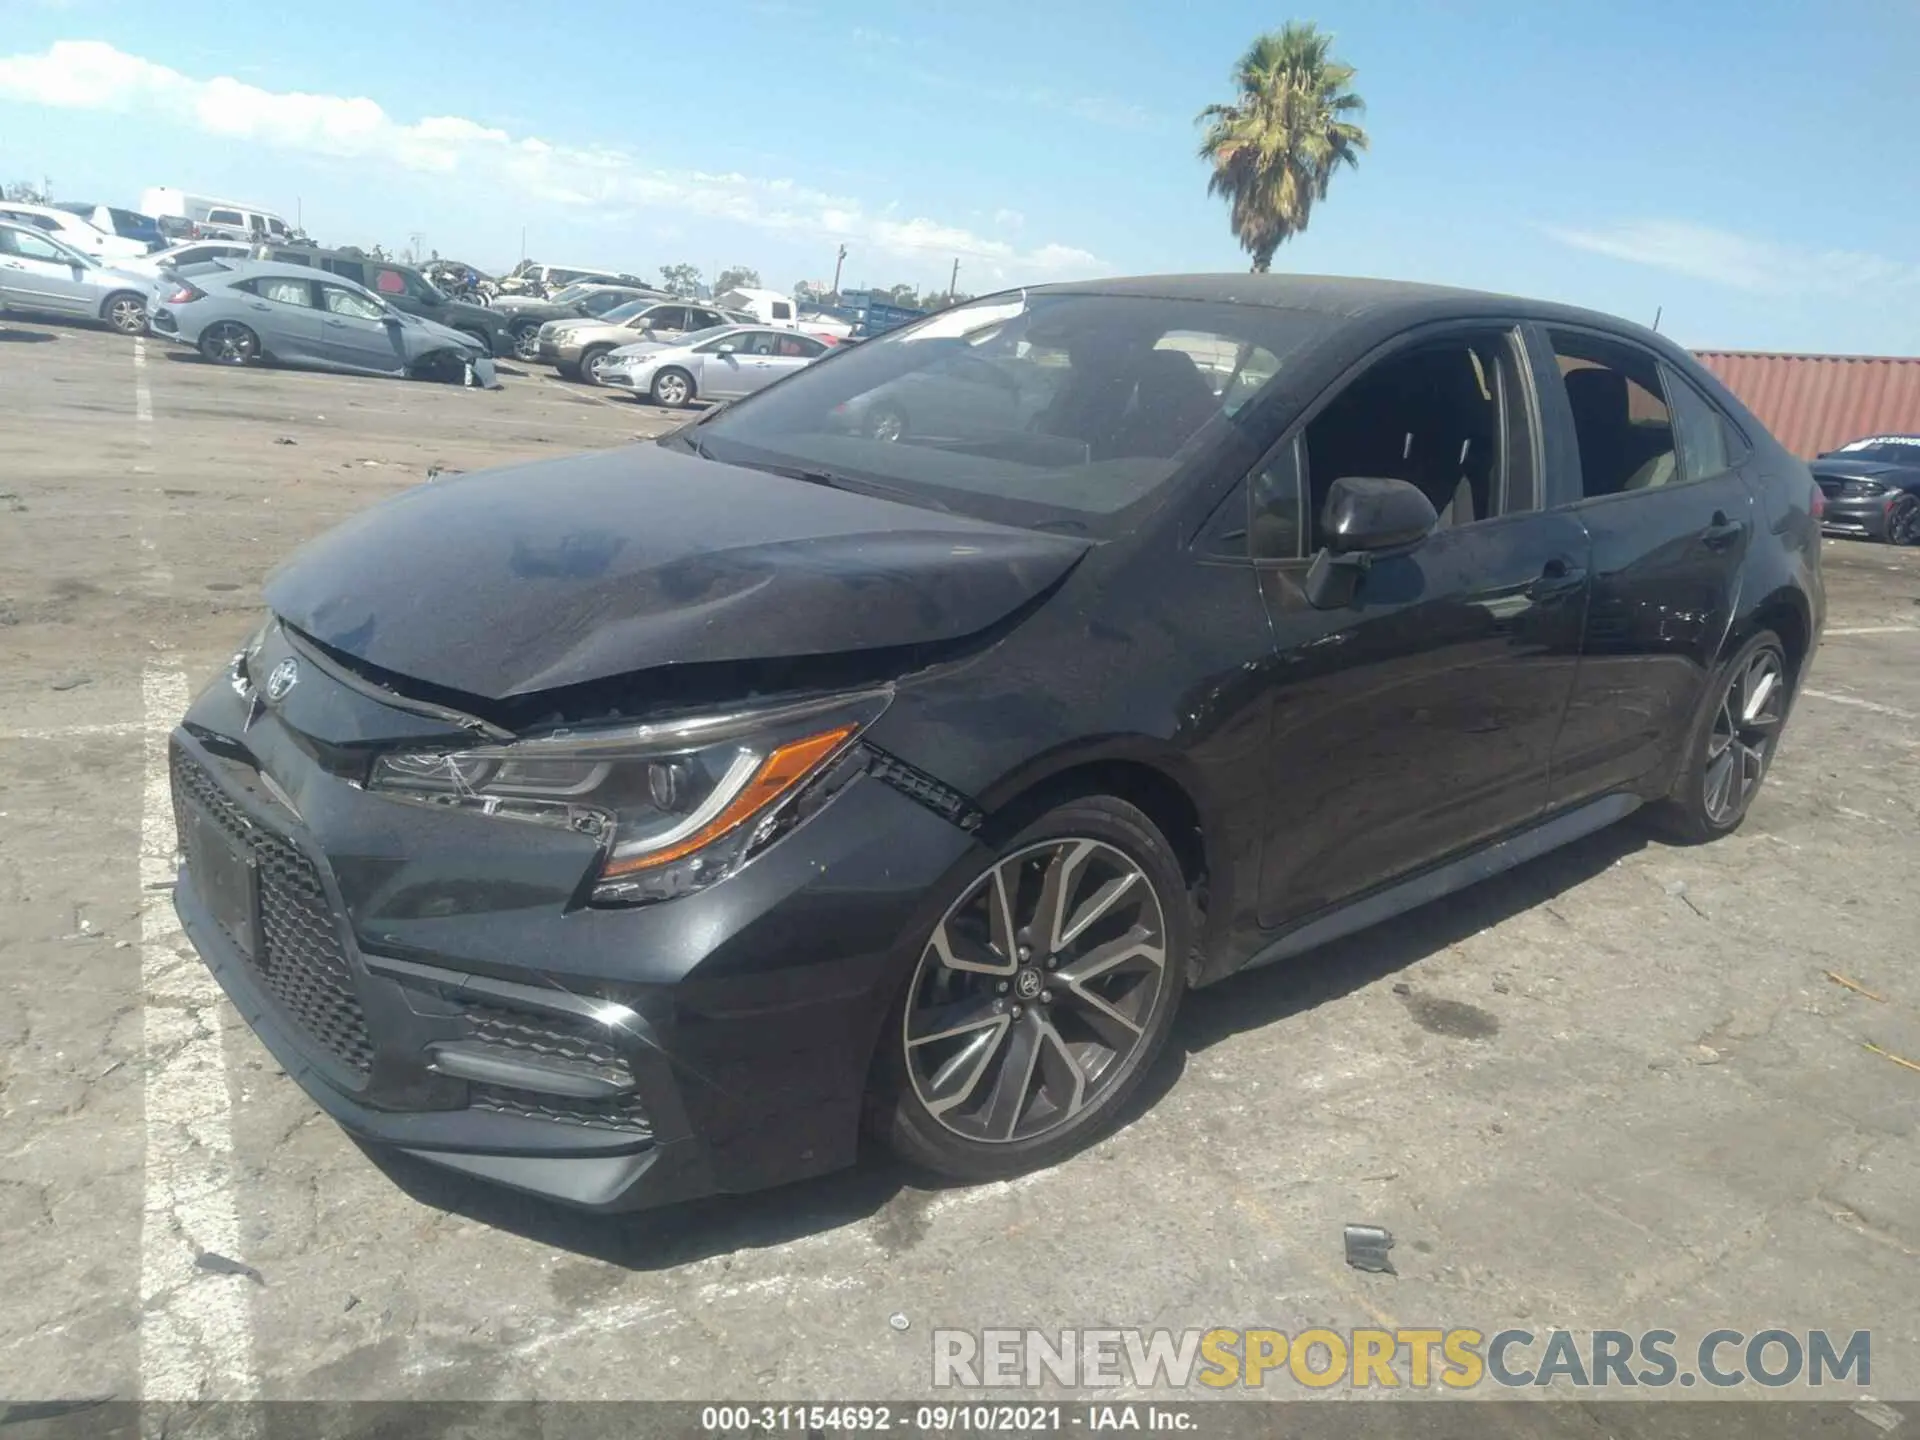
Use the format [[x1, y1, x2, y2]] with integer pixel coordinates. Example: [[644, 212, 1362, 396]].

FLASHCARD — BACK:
[[366, 690, 888, 904]]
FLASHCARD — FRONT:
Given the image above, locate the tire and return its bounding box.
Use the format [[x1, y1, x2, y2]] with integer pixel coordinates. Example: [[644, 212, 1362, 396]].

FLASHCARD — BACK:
[[1886, 493, 1920, 547], [580, 345, 614, 386], [869, 795, 1190, 1181], [866, 406, 908, 442], [1645, 629, 1790, 844], [456, 327, 493, 356], [651, 367, 695, 407], [103, 291, 148, 336], [198, 321, 260, 366], [512, 323, 542, 362], [554, 359, 581, 381]]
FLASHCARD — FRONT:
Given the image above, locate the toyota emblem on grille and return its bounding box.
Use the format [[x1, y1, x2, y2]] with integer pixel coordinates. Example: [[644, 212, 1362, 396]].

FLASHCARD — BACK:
[[264, 658, 299, 704]]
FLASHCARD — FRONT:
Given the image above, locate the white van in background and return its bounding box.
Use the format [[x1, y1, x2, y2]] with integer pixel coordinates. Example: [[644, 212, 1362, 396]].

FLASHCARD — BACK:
[[714, 286, 798, 329], [139, 188, 296, 243]]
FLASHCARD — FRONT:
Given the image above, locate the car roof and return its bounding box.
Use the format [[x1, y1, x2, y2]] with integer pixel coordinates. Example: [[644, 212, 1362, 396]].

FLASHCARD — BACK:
[[208, 258, 376, 291], [1031, 271, 1650, 335]]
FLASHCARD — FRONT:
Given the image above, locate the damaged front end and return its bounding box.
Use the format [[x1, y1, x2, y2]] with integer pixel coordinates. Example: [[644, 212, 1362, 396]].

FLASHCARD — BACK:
[[170, 614, 991, 1210]]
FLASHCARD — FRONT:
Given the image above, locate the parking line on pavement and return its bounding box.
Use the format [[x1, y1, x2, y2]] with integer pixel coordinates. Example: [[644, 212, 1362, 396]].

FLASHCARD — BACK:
[[1825, 626, 1918, 637], [138, 660, 260, 1404], [134, 338, 152, 429], [0, 720, 148, 741], [1803, 688, 1918, 721]]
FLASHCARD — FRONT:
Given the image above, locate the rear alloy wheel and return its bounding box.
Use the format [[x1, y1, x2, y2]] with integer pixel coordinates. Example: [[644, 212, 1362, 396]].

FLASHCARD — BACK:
[[651, 367, 694, 407], [199, 322, 259, 366], [512, 323, 542, 361], [104, 292, 148, 336], [1887, 493, 1920, 547], [580, 345, 614, 386], [1648, 630, 1788, 843], [874, 796, 1188, 1180]]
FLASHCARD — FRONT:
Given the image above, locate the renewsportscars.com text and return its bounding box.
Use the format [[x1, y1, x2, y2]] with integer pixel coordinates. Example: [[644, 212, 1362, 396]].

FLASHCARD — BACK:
[[932, 1327, 1871, 1391]]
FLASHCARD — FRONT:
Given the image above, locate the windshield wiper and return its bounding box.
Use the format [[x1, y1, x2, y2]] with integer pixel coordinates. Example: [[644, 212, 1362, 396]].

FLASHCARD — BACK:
[[755, 462, 952, 514]]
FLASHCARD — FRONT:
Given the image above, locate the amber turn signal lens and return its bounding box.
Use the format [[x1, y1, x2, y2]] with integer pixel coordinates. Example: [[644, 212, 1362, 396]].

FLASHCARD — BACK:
[[598, 724, 858, 877]]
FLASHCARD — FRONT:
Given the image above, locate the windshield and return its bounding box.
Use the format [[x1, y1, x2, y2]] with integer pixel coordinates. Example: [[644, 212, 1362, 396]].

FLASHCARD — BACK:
[[690, 291, 1325, 535], [547, 283, 595, 305]]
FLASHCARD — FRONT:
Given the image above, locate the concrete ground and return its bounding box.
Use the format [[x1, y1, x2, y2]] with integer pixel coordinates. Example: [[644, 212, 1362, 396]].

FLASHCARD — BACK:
[[1, 321, 1915, 1422]]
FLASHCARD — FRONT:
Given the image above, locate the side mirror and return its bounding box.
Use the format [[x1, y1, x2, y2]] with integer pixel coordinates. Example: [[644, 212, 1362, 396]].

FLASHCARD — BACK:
[[715, 343, 737, 356], [1303, 476, 1437, 609]]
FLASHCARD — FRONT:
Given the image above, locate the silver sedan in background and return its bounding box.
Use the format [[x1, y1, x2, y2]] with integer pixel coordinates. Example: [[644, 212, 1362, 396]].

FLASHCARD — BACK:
[[148, 260, 496, 384], [602, 324, 831, 406], [0, 219, 155, 334]]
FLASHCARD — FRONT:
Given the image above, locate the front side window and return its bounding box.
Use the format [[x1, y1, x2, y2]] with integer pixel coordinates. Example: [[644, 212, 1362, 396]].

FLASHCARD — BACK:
[[771, 300, 793, 321], [692, 291, 1329, 537], [319, 284, 385, 321], [1301, 329, 1530, 546], [580, 289, 631, 315], [1549, 331, 1678, 496], [208, 209, 243, 225], [1, 226, 81, 263], [267, 219, 289, 238], [370, 267, 407, 295]]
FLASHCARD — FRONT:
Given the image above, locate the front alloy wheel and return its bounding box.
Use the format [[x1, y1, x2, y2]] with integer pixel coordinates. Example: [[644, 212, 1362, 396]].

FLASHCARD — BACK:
[[512, 324, 542, 361], [1887, 493, 1920, 547], [877, 796, 1188, 1179]]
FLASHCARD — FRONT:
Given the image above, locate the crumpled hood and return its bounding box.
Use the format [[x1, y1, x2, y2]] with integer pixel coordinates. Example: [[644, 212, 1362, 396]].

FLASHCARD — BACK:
[[264, 444, 1090, 700]]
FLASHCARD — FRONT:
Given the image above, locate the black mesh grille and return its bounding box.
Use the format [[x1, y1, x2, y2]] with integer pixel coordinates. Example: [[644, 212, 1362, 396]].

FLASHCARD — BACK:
[[865, 747, 983, 830], [171, 749, 375, 1077], [468, 1084, 652, 1134], [1816, 477, 1842, 497]]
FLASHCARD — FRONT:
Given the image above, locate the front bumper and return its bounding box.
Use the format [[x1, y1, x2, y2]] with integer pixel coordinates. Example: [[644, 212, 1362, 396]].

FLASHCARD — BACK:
[[1818, 492, 1898, 540], [168, 628, 981, 1211]]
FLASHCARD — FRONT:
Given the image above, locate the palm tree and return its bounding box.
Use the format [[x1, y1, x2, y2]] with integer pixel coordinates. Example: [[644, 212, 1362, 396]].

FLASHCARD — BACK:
[[1197, 22, 1369, 272]]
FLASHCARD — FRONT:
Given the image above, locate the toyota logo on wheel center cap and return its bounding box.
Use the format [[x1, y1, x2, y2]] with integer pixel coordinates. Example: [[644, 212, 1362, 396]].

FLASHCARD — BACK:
[[264, 658, 299, 704], [1014, 968, 1044, 1000]]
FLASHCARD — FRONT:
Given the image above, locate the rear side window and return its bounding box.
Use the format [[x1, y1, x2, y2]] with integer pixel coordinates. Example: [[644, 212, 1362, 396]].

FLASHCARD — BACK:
[[1548, 331, 1677, 496], [1661, 367, 1735, 481], [249, 277, 312, 307], [370, 267, 407, 295], [772, 300, 793, 321], [777, 333, 825, 358], [208, 209, 243, 225], [323, 258, 366, 286]]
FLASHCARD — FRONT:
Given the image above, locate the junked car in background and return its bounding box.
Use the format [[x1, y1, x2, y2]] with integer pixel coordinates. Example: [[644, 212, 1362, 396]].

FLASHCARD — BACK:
[[123, 239, 254, 283], [1812, 435, 1920, 545], [540, 299, 732, 382], [148, 260, 496, 385], [251, 245, 514, 356], [0, 218, 154, 334], [140, 188, 297, 244], [493, 282, 670, 360], [0, 201, 149, 262], [53, 203, 167, 253], [602, 324, 832, 405]]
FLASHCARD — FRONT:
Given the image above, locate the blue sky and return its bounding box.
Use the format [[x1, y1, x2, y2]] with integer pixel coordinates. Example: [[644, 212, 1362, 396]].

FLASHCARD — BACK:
[[3, 0, 1916, 353]]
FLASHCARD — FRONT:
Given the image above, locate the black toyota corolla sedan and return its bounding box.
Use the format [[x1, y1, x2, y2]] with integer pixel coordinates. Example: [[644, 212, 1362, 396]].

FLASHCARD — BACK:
[[171, 275, 1824, 1211]]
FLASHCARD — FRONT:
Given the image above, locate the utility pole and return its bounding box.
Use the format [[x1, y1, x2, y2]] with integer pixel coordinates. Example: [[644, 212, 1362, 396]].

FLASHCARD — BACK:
[[1651, 305, 1663, 333], [831, 243, 848, 296], [948, 256, 960, 300], [520, 225, 527, 264]]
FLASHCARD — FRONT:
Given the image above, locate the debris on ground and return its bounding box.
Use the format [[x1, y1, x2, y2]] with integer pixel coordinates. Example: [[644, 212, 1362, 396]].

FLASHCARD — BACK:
[[273, 437, 297, 446], [194, 1250, 266, 1286], [48, 676, 90, 691], [1343, 1224, 1396, 1274], [1863, 1043, 1920, 1076], [1827, 972, 1887, 1003], [889, 1313, 910, 1332]]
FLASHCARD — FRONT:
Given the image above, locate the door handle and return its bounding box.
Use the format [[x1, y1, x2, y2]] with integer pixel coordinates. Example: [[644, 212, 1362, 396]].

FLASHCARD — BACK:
[[250, 303, 271, 311], [1699, 511, 1747, 550], [1528, 556, 1587, 602], [324, 318, 347, 327]]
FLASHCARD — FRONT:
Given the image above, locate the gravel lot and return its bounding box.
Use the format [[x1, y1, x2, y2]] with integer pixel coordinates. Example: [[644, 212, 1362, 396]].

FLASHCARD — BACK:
[[1, 320, 1916, 1421]]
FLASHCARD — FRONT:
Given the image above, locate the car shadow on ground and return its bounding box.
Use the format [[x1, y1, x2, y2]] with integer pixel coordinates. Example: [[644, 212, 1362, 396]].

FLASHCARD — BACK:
[[0, 327, 58, 344], [365, 820, 1651, 1269]]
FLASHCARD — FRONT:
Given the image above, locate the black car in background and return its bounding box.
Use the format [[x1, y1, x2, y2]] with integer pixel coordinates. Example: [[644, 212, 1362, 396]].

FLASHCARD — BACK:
[[1811, 434, 1920, 545], [250, 244, 514, 357], [169, 275, 1823, 1214]]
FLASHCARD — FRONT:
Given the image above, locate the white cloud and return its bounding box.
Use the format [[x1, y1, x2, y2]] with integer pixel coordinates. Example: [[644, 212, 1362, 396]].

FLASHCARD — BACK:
[[1543, 218, 1920, 297], [0, 40, 1104, 283]]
